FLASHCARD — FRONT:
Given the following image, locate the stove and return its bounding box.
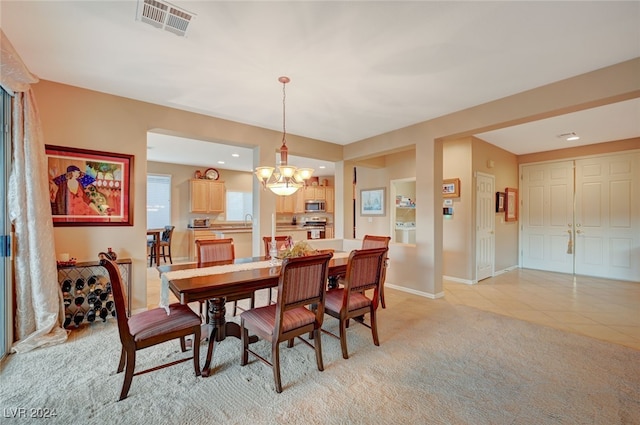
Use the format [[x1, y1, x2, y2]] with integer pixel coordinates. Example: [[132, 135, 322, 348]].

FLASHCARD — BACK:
[[303, 217, 327, 239], [303, 217, 327, 228]]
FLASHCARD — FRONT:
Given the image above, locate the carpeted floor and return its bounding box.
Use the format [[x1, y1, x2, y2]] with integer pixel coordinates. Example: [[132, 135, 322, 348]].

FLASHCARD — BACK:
[[1, 292, 639, 425]]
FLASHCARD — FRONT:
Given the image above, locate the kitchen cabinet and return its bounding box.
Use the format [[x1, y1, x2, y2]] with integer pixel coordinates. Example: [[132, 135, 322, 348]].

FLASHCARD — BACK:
[[188, 228, 252, 260], [325, 187, 334, 213], [190, 179, 225, 214], [303, 186, 326, 201], [276, 229, 308, 244], [275, 194, 296, 214]]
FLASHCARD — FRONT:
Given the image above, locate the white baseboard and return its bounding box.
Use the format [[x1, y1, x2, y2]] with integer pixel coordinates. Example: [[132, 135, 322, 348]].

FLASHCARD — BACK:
[[443, 276, 476, 285], [385, 283, 444, 299]]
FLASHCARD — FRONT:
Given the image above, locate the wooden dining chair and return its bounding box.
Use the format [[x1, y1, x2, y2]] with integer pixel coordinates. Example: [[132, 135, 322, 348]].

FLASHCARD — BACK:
[[240, 251, 333, 393], [262, 235, 292, 304], [362, 235, 391, 308], [322, 247, 387, 359], [98, 252, 201, 401], [147, 225, 175, 267], [196, 238, 255, 317]]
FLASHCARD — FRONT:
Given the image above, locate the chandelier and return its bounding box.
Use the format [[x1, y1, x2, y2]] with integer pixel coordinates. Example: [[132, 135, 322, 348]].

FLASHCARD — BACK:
[[255, 76, 313, 196]]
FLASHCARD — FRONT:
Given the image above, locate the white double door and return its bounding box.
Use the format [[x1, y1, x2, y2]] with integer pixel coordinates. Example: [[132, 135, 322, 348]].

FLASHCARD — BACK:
[[521, 152, 640, 281]]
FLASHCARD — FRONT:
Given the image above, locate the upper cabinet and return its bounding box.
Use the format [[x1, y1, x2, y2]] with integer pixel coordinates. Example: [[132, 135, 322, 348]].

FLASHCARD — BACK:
[[275, 185, 334, 214], [303, 186, 326, 201], [190, 179, 225, 213], [325, 187, 335, 213]]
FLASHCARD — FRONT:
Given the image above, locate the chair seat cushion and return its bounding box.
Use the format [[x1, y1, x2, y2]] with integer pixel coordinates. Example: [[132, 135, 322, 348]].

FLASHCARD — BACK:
[[325, 288, 371, 313], [128, 303, 201, 342], [241, 304, 316, 335]]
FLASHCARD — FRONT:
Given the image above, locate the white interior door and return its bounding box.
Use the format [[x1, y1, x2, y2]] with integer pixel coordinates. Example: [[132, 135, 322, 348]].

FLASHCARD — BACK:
[[574, 153, 640, 280], [521, 161, 574, 274], [476, 172, 495, 281]]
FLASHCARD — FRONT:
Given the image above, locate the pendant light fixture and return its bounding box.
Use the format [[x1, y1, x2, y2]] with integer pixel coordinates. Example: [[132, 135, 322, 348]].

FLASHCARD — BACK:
[[255, 76, 313, 196]]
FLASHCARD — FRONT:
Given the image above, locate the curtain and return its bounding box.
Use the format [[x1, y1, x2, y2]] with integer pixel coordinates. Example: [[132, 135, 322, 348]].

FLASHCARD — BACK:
[[2, 29, 68, 352]]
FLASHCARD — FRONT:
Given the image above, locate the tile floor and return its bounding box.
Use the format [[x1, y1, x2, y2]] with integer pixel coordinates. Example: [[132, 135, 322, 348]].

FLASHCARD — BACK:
[[147, 265, 640, 350], [444, 268, 640, 350]]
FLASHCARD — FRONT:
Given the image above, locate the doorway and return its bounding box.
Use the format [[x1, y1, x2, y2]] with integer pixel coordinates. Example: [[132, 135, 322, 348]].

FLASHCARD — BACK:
[[520, 152, 640, 281], [476, 172, 495, 281]]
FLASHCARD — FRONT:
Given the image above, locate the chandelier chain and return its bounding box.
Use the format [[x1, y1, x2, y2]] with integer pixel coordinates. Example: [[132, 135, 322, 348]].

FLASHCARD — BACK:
[[282, 80, 287, 145]]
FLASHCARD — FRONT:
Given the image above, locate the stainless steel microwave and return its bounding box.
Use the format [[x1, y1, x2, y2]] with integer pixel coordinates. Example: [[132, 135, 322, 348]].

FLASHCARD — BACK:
[[304, 200, 326, 213]]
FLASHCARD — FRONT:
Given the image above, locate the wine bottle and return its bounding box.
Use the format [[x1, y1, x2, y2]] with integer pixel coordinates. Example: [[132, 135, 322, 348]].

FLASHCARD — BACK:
[[75, 278, 85, 291], [86, 308, 96, 322], [61, 279, 72, 293]]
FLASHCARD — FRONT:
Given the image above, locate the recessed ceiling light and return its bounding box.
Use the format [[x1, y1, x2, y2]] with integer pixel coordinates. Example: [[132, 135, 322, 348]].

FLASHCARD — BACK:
[[217, 161, 225, 164], [557, 131, 580, 141], [319, 165, 326, 169], [231, 153, 240, 158]]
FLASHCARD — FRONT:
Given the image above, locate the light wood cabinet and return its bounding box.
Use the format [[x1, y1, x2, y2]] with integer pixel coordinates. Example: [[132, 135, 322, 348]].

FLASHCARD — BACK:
[[275, 194, 296, 214], [303, 186, 326, 201], [294, 189, 305, 213], [325, 187, 334, 213], [190, 179, 225, 213]]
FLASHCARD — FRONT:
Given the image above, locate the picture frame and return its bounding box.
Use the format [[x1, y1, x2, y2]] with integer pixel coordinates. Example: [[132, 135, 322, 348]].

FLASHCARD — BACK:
[[496, 191, 505, 213], [360, 187, 386, 216], [442, 178, 460, 198], [45, 145, 133, 226], [505, 187, 518, 222]]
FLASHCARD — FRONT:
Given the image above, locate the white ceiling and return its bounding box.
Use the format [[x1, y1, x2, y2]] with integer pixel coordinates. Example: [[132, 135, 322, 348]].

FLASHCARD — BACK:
[[2, 1, 639, 173]]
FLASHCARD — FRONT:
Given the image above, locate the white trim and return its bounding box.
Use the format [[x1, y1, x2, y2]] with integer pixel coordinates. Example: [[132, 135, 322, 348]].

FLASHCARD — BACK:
[[443, 275, 476, 285], [385, 283, 444, 299]]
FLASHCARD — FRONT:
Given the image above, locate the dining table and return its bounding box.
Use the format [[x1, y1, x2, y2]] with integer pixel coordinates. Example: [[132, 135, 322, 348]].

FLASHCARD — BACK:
[[157, 253, 349, 377], [146, 228, 164, 267]]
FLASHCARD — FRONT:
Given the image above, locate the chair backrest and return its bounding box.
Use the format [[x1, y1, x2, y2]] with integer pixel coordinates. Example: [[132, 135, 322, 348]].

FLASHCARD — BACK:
[[275, 252, 333, 332], [262, 235, 292, 258], [99, 252, 132, 345], [362, 235, 390, 250], [342, 247, 388, 308], [197, 238, 235, 267], [161, 225, 175, 243]]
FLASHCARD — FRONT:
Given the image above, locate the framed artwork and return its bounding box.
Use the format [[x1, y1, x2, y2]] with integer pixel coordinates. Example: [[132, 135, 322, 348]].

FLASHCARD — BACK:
[[45, 145, 133, 226], [442, 178, 460, 198], [496, 191, 505, 213], [505, 187, 518, 222], [360, 187, 386, 216]]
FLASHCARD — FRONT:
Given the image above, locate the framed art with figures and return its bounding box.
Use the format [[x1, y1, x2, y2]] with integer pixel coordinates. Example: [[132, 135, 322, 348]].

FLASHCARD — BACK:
[[45, 145, 133, 226]]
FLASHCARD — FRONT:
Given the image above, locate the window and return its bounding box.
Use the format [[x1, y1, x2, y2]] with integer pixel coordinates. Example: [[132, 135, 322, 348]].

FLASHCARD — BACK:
[[147, 174, 171, 228], [226, 191, 252, 221]]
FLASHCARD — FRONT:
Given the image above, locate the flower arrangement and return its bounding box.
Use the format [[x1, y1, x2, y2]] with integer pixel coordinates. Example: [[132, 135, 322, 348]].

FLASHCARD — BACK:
[[278, 240, 318, 259]]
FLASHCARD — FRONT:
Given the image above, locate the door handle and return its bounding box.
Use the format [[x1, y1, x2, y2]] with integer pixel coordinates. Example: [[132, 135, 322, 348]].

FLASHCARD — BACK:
[[576, 230, 583, 234]]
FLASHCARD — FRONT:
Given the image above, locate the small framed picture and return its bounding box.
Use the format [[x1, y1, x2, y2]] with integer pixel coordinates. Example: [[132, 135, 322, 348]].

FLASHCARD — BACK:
[[360, 187, 386, 216], [442, 178, 460, 198], [496, 192, 505, 213], [505, 187, 518, 222]]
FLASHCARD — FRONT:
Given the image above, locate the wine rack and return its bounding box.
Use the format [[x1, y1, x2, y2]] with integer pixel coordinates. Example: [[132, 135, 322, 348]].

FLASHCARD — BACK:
[[57, 258, 132, 329]]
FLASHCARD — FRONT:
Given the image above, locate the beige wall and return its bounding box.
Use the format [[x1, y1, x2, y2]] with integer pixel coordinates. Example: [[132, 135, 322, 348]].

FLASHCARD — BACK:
[[33, 80, 342, 311], [23, 58, 640, 309], [443, 138, 473, 280], [341, 58, 639, 296], [472, 137, 520, 275], [518, 138, 640, 164]]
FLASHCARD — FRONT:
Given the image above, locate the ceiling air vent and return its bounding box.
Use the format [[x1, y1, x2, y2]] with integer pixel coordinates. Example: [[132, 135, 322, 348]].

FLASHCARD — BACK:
[[136, 0, 195, 37]]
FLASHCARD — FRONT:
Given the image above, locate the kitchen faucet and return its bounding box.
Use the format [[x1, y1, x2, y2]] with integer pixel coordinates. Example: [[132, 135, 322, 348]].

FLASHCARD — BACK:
[[244, 213, 253, 227]]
